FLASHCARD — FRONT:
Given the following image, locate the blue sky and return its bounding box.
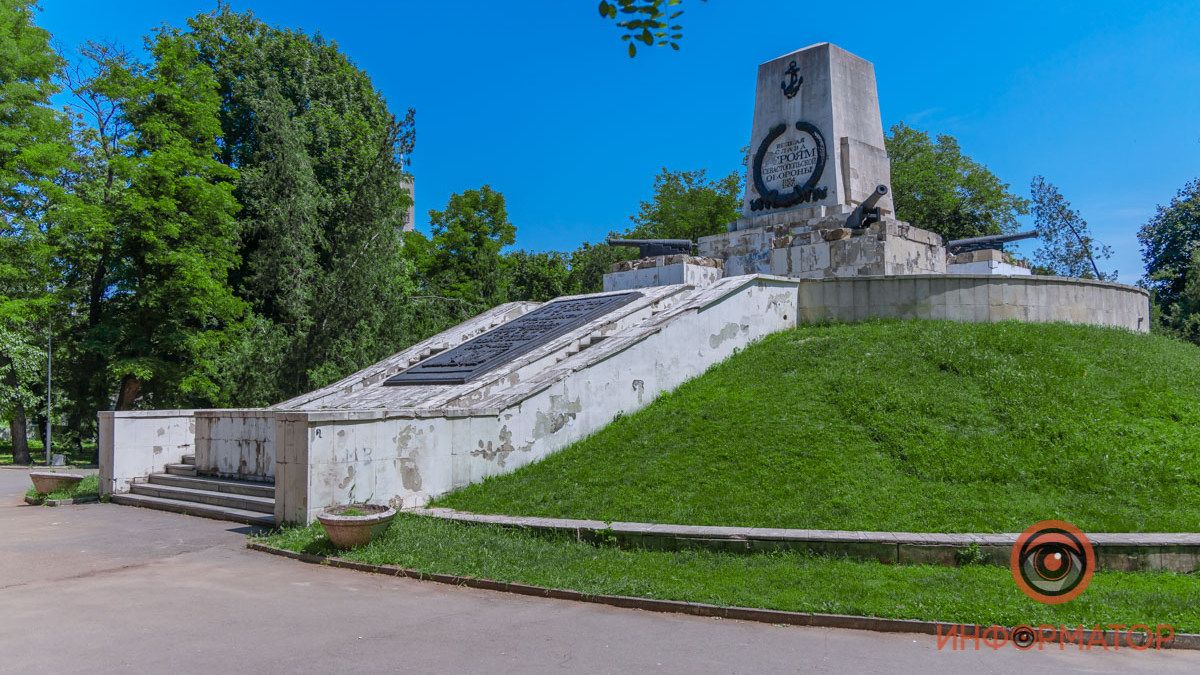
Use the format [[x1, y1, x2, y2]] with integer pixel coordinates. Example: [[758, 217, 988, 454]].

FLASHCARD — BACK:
[[36, 1, 1200, 283]]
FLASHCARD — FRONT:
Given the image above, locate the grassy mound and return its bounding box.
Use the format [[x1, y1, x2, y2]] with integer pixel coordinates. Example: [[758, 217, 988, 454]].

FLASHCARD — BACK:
[[436, 321, 1200, 532]]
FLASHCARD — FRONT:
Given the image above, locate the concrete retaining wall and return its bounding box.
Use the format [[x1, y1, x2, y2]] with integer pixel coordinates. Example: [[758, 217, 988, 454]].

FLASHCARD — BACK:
[[194, 410, 276, 482], [796, 274, 1149, 332], [414, 508, 1200, 573], [98, 410, 196, 495], [273, 278, 800, 524]]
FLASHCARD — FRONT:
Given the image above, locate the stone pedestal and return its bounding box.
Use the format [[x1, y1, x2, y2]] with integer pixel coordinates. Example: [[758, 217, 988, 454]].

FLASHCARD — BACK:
[[699, 217, 946, 279], [602, 255, 724, 292], [948, 248, 1032, 276]]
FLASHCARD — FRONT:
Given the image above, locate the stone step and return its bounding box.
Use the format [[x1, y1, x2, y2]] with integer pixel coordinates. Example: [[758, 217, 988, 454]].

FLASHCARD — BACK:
[[182, 455, 195, 465], [111, 492, 275, 527], [129, 482, 275, 514], [165, 463, 197, 477], [148, 473, 275, 499]]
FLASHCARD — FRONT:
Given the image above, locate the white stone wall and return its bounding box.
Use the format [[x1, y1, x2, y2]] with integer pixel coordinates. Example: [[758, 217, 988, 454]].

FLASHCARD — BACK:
[[796, 275, 1149, 331], [273, 278, 801, 524], [194, 410, 276, 481], [948, 260, 1032, 275], [98, 410, 196, 495], [603, 260, 723, 292]]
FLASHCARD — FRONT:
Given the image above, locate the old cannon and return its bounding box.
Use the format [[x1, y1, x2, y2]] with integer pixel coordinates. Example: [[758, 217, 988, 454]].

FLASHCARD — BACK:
[[846, 184, 889, 229], [607, 238, 694, 258], [947, 230, 1039, 254]]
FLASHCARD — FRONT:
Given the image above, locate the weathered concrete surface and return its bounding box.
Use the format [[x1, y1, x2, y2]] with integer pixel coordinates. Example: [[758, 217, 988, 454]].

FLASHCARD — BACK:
[[698, 218, 947, 279], [3, 470, 1198, 674], [603, 255, 724, 292], [741, 42, 893, 218], [273, 278, 800, 523], [98, 409, 196, 495], [796, 274, 1150, 332], [194, 409, 276, 481]]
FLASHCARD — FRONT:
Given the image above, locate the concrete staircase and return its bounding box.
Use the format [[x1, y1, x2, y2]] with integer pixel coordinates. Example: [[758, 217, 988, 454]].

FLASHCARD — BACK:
[[111, 455, 276, 527]]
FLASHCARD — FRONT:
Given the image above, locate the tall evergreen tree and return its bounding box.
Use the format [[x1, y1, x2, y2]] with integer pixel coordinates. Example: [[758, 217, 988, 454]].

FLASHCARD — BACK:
[[186, 6, 417, 400], [0, 0, 72, 462]]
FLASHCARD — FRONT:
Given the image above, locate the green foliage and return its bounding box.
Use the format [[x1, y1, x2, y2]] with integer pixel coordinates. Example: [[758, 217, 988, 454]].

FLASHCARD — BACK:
[[186, 5, 417, 402], [1139, 179, 1200, 344], [565, 240, 636, 296], [506, 251, 573, 302], [83, 28, 244, 409], [0, 0, 72, 462], [628, 167, 740, 241], [419, 185, 516, 309], [1029, 176, 1115, 280], [25, 473, 98, 501], [438, 321, 1200, 533], [562, 167, 740, 295], [886, 123, 1029, 240], [598, 0, 691, 56], [261, 515, 1200, 633]]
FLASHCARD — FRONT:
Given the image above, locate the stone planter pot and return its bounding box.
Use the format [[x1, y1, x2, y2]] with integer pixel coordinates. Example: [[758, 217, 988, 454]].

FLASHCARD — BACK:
[[317, 504, 396, 550], [29, 471, 85, 495]]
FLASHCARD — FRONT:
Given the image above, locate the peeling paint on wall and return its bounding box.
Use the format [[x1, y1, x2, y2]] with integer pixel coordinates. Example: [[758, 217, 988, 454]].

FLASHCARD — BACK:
[[533, 395, 583, 438], [709, 322, 742, 349]]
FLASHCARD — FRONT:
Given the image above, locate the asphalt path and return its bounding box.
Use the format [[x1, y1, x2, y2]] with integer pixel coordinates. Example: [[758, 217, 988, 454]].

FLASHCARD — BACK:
[[1, 468, 1194, 673]]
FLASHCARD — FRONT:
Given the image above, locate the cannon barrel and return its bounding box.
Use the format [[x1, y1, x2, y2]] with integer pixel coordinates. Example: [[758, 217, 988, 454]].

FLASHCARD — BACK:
[[860, 184, 888, 212], [607, 238, 694, 257], [846, 184, 889, 228], [947, 229, 1039, 254]]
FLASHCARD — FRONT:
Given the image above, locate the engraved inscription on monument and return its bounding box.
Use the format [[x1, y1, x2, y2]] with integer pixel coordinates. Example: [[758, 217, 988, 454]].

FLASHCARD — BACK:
[[384, 292, 644, 386], [750, 121, 828, 211]]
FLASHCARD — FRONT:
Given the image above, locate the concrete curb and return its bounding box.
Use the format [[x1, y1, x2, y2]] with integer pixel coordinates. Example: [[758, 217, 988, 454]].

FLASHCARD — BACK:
[[411, 508, 1200, 573], [246, 541, 1200, 650]]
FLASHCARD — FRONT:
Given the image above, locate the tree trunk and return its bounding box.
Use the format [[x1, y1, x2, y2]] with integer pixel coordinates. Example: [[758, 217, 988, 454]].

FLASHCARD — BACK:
[[115, 374, 141, 411], [10, 405, 30, 465]]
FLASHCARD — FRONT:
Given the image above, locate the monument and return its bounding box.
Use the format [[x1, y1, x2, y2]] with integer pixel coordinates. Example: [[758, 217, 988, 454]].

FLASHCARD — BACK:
[[101, 43, 1150, 527]]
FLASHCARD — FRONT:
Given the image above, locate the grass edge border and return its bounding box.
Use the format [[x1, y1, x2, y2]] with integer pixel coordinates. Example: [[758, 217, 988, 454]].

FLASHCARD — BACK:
[[245, 541, 1200, 651]]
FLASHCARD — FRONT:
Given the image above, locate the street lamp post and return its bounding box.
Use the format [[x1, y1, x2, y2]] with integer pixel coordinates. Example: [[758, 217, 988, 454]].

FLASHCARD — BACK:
[[45, 317, 51, 466]]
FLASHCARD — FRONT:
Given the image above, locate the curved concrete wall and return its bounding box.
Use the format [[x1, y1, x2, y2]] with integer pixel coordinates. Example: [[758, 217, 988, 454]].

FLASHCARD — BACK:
[[795, 274, 1149, 332]]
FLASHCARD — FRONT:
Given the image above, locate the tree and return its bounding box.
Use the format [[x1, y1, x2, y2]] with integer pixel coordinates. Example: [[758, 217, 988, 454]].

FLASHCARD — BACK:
[[0, 0, 72, 462], [507, 250, 573, 302], [886, 123, 1028, 241], [628, 167, 740, 241], [1139, 178, 1200, 341], [420, 186, 516, 309], [186, 5, 417, 400], [1029, 176, 1115, 280], [59, 28, 245, 411]]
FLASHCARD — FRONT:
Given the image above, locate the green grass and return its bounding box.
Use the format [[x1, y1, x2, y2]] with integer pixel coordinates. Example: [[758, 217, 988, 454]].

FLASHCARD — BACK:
[[259, 515, 1200, 632], [1, 440, 96, 467], [436, 321, 1200, 533], [25, 474, 100, 503]]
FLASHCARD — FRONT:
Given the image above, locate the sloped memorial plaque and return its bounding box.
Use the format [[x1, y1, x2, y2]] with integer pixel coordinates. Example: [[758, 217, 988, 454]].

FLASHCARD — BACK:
[[384, 292, 643, 386]]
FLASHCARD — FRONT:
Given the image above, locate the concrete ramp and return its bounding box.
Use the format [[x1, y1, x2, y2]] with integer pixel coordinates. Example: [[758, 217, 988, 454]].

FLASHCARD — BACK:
[[269, 276, 796, 523]]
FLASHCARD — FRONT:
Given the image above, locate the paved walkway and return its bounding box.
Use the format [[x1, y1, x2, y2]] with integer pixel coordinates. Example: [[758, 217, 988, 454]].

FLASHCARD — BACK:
[[1, 468, 1196, 674]]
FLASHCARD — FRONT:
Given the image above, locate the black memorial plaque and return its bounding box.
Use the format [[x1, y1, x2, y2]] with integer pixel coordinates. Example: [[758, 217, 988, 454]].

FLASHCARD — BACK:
[[384, 292, 643, 386]]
